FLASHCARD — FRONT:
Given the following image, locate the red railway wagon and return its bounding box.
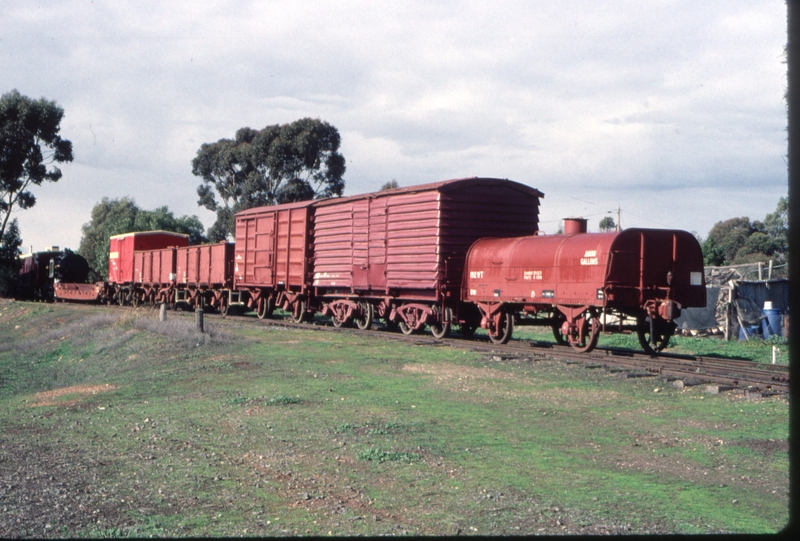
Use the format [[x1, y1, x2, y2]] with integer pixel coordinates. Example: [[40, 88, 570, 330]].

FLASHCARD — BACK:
[[108, 231, 189, 284], [231, 177, 543, 332], [135, 248, 176, 285], [311, 177, 543, 334], [464, 220, 706, 352], [108, 231, 189, 305], [174, 242, 235, 311], [131, 248, 178, 306], [233, 200, 315, 319]]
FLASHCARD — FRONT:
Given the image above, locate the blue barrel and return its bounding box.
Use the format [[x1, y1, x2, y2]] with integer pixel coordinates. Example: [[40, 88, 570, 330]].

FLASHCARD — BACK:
[[739, 324, 761, 341], [762, 308, 782, 338]]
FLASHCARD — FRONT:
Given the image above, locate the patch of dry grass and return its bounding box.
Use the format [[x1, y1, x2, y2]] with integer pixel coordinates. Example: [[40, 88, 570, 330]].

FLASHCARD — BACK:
[[29, 383, 120, 407]]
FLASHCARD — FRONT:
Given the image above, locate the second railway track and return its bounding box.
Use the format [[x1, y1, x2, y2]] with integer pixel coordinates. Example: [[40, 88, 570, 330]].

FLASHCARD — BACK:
[[30, 300, 791, 397], [214, 307, 790, 396]]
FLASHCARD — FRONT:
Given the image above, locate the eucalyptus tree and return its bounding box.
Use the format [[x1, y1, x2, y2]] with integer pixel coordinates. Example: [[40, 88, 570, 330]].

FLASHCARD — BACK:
[[598, 216, 616, 232], [0, 218, 22, 297], [0, 89, 73, 240], [192, 118, 345, 240], [78, 197, 206, 279]]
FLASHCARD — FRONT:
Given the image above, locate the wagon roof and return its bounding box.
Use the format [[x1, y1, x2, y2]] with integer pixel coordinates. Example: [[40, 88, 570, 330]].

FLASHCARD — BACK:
[[19, 250, 62, 259], [234, 177, 544, 218], [235, 199, 316, 218], [108, 230, 190, 240], [313, 177, 544, 207]]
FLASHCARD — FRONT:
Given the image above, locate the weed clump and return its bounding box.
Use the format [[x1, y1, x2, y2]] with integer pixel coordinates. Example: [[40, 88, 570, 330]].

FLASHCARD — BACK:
[[0, 313, 120, 354], [357, 447, 421, 462], [266, 395, 303, 405], [133, 314, 233, 347], [228, 395, 303, 406]]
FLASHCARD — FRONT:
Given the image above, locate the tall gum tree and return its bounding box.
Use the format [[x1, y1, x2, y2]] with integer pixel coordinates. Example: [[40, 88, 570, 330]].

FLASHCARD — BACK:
[[0, 90, 73, 240], [78, 197, 207, 279], [192, 118, 345, 241]]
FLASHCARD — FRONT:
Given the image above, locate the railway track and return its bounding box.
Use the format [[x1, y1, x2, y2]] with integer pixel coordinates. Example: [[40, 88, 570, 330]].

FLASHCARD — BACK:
[[24, 300, 792, 396], [216, 309, 789, 396]]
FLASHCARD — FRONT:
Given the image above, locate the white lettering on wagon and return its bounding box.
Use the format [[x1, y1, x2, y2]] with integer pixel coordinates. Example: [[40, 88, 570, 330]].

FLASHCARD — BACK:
[[523, 270, 542, 280], [314, 272, 341, 279], [469, 270, 484, 279], [580, 250, 598, 266]]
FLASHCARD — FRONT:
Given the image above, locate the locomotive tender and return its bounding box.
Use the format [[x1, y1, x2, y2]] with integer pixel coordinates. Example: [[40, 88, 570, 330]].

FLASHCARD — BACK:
[[52, 177, 706, 354], [17, 248, 92, 302]]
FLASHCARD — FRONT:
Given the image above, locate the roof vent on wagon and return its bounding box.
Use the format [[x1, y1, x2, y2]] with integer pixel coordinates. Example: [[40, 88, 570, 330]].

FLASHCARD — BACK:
[[563, 217, 588, 235]]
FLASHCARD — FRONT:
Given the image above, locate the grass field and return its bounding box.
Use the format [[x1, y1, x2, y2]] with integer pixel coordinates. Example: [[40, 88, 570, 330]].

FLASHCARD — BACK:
[[0, 300, 790, 536]]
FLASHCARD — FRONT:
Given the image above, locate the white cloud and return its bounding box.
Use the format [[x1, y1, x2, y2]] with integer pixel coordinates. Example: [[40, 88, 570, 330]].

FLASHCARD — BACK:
[[1, 0, 786, 252]]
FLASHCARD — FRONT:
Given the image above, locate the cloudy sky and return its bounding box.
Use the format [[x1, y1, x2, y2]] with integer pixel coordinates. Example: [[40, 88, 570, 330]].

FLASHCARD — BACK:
[[2, 0, 787, 253]]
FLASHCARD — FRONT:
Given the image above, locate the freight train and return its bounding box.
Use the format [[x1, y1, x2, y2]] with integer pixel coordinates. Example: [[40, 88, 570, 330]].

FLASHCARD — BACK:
[[47, 177, 706, 354]]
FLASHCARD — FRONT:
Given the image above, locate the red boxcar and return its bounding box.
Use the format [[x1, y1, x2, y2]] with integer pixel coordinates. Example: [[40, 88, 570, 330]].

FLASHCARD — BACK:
[[233, 200, 315, 318], [231, 177, 544, 327], [108, 231, 189, 285], [311, 177, 543, 333], [464, 224, 706, 352]]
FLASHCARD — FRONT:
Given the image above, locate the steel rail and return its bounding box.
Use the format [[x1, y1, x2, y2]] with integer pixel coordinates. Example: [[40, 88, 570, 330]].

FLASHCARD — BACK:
[[233, 312, 789, 395], [32, 301, 790, 395]]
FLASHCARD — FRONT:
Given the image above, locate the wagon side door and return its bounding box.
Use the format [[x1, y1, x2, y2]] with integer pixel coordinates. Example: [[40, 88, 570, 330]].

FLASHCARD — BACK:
[[367, 197, 388, 290], [240, 213, 276, 285], [351, 199, 370, 290]]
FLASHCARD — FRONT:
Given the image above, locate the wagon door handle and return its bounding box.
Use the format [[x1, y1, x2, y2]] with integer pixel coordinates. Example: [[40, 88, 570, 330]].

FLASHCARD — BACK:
[[491, 260, 503, 265]]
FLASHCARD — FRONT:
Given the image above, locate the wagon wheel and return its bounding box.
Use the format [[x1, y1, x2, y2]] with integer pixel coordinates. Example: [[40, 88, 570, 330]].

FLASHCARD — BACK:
[[429, 307, 452, 339], [290, 299, 310, 323], [551, 313, 567, 345], [637, 314, 675, 355], [257, 296, 274, 320], [131, 291, 141, 308], [398, 321, 415, 335], [568, 316, 601, 353], [117, 290, 127, 307], [218, 295, 230, 317], [355, 302, 374, 330], [488, 308, 514, 345], [331, 305, 353, 328], [398, 310, 419, 335], [398, 305, 424, 335]]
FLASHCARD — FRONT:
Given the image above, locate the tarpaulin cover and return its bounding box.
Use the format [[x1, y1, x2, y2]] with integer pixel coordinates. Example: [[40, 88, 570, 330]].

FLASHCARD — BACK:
[[674, 287, 720, 330]]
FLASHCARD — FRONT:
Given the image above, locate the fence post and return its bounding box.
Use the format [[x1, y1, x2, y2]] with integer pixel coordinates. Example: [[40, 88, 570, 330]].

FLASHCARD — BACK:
[[160, 303, 167, 322], [195, 308, 204, 333]]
